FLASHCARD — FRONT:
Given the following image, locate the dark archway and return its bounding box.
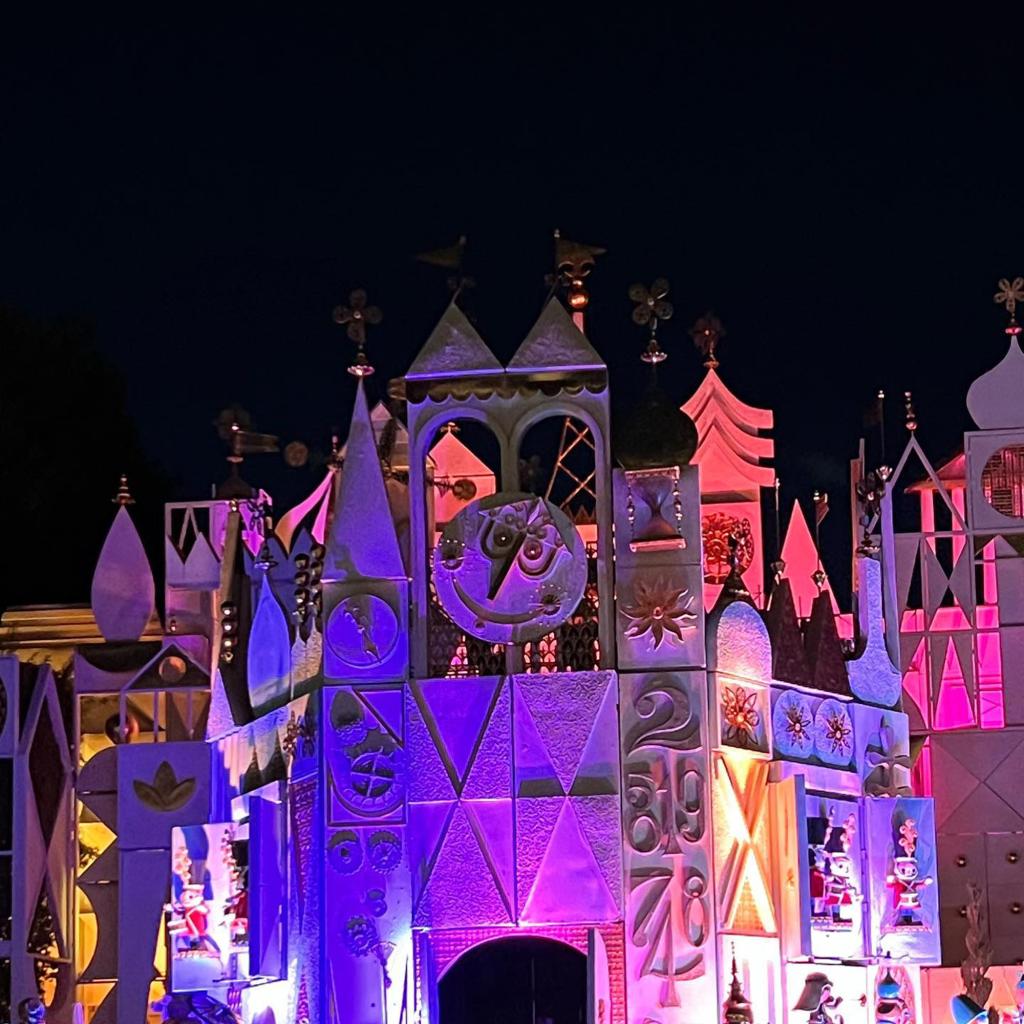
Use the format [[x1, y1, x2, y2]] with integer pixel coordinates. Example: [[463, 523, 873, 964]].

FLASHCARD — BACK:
[[438, 936, 586, 1024]]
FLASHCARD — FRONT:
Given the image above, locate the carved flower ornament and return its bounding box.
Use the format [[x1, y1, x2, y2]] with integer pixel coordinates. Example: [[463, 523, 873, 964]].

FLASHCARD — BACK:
[[133, 761, 196, 813]]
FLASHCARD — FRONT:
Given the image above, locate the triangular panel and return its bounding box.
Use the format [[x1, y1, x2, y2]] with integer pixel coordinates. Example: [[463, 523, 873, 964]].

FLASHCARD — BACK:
[[920, 543, 949, 621], [414, 803, 510, 927], [406, 301, 503, 380], [355, 686, 404, 743], [461, 681, 512, 800], [569, 681, 619, 796], [507, 298, 605, 373], [515, 797, 565, 917], [463, 800, 515, 918], [512, 690, 563, 797], [418, 678, 500, 792], [406, 801, 456, 913], [516, 674, 611, 794], [520, 798, 617, 923]]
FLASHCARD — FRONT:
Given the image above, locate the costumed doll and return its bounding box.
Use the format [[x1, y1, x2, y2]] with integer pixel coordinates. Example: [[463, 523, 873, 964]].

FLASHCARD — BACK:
[[874, 969, 910, 1024], [885, 819, 933, 927], [794, 972, 844, 1024]]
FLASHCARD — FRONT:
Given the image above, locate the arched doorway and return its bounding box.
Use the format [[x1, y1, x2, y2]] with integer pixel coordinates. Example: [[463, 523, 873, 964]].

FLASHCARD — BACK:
[[438, 936, 586, 1024]]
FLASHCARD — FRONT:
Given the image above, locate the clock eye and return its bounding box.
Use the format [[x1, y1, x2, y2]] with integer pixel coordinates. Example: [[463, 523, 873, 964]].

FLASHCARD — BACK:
[[481, 521, 519, 559]]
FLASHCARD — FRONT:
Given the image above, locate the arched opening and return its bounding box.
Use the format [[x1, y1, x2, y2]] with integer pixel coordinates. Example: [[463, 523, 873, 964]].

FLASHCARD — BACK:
[[516, 415, 601, 673], [438, 936, 586, 1024], [424, 417, 505, 677]]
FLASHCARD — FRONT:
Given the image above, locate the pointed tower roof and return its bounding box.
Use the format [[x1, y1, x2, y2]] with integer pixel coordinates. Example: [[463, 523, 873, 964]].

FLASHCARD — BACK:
[[91, 496, 157, 643], [779, 501, 839, 618], [764, 577, 812, 686], [682, 367, 774, 493], [326, 380, 404, 581], [507, 297, 605, 374], [804, 590, 849, 695], [406, 300, 503, 380]]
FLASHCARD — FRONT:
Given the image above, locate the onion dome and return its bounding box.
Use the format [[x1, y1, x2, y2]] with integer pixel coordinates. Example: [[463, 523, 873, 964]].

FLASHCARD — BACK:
[[968, 277, 1024, 429], [616, 277, 698, 469], [615, 376, 699, 469]]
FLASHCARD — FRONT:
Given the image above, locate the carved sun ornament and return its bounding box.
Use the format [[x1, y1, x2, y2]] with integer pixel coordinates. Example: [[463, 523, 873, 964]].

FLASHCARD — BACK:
[[620, 578, 697, 647], [722, 685, 761, 747]]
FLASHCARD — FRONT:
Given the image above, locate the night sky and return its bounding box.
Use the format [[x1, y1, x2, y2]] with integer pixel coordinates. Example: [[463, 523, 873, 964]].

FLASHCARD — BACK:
[[3, 11, 1023, 612]]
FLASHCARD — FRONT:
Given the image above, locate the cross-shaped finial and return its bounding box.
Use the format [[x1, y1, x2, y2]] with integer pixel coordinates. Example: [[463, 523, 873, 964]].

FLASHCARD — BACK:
[[333, 288, 382, 377], [994, 277, 1024, 334], [690, 312, 725, 368]]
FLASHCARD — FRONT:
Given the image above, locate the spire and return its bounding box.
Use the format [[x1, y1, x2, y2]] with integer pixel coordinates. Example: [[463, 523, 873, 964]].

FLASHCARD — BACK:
[[406, 299, 502, 380], [779, 501, 838, 619], [325, 379, 404, 581], [90, 484, 156, 642], [804, 589, 849, 695], [507, 296, 605, 374], [764, 577, 812, 686], [247, 570, 291, 714], [722, 947, 754, 1023]]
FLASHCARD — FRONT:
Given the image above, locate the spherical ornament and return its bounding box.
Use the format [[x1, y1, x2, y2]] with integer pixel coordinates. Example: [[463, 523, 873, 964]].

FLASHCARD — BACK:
[[433, 492, 588, 644]]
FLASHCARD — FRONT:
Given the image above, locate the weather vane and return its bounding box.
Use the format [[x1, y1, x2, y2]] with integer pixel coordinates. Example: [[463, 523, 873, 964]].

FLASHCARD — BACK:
[[416, 235, 475, 299], [628, 278, 673, 363], [332, 287, 382, 377], [549, 229, 605, 310], [690, 312, 725, 368], [994, 276, 1024, 335]]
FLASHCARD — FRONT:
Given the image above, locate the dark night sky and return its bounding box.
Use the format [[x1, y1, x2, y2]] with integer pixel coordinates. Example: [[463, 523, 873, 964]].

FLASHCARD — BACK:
[[3, 11, 1024, 610]]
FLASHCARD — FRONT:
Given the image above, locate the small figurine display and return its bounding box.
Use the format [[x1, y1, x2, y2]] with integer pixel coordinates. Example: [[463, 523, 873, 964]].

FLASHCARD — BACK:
[[885, 819, 934, 929], [807, 807, 862, 929], [17, 998, 46, 1024], [793, 972, 844, 1024], [874, 969, 911, 1024], [169, 883, 223, 957]]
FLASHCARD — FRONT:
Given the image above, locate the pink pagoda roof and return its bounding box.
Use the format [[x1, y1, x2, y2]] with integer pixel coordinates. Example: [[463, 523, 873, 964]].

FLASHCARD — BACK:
[[681, 367, 775, 494]]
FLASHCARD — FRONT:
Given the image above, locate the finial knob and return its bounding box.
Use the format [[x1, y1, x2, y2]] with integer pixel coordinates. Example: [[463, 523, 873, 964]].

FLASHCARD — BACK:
[[112, 474, 135, 505], [690, 312, 725, 368]]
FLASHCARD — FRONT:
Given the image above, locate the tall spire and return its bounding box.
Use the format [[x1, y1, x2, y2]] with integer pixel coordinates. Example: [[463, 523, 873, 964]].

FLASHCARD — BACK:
[[325, 379, 404, 581], [90, 479, 156, 641]]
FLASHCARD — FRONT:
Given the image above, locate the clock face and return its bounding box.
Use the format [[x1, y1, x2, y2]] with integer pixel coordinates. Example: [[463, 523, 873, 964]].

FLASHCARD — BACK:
[[433, 492, 589, 644], [325, 594, 399, 668]]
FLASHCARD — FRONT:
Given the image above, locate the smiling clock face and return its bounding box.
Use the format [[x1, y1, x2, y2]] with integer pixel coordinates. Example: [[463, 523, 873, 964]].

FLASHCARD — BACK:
[[433, 492, 589, 644]]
